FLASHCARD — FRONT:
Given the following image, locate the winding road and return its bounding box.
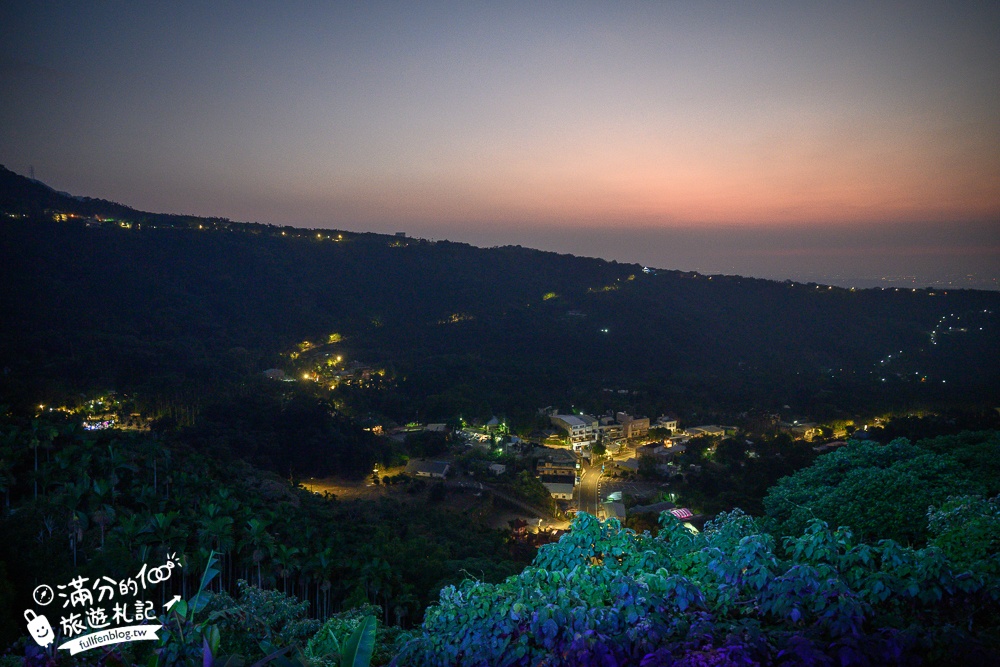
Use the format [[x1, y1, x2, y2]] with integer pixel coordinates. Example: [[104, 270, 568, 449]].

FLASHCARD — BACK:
[[578, 461, 604, 517]]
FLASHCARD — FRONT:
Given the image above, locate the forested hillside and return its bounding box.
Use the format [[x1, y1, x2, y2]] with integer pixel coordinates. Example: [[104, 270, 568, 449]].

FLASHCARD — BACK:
[[2, 167, 1000, 665], [2, 165, 998, 427], [0, 413, 533, 651]]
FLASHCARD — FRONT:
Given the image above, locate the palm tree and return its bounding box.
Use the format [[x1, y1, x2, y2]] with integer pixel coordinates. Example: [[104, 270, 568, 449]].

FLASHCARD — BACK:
[[360, 557, 396, 622], [241, 518, 275, 588], [91, 503, 115, 550], [0, 450, 15, 509], [134, 483, 163, 514], [67, 511, 86, 567], [109, 511, 144, 561], [145, 511, 182, 560], [28, 422, 44, 500], [392, 589, 418, 628], [197, 504, 235, 591], [106, 444, 138, 505], [272, 544, 301, 595], [58, 475, 91, 566], [314, 547, 336, 619]]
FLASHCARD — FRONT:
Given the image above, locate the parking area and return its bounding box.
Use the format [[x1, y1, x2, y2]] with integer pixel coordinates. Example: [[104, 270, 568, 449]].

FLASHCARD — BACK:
[[597, 478, 671, 505]]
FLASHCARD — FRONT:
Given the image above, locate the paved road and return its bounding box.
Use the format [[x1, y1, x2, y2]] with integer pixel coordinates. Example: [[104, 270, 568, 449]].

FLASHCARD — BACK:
[[578, 461, 603, 517]]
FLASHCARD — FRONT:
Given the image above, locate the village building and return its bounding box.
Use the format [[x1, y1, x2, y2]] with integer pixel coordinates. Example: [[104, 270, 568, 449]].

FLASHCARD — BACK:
[[602, 500, 627, 521], [779, 421, 820, 441], [550, 413, 598, 451], [616, 412, 650, 439], [541, 481, 575, 500], [655, 415, 679, 433], [686, 425, 727, 438], [598, 416, 625, 446], [405, 459, 451, 479]]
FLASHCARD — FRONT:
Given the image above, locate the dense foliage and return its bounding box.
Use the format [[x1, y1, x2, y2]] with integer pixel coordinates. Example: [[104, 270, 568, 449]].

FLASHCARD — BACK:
[[396, 511, 1000, 665], [305, 603, 407, 667], [668, 434, 819, 516], [0, 415, 531, 650], [178, 389, 402, 478], [763, 431, 1000, 544]]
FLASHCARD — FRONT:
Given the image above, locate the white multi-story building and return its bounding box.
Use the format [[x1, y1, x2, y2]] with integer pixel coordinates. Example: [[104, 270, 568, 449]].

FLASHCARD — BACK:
[[550, 414, 598, 451], [655, 416, 679, 433]]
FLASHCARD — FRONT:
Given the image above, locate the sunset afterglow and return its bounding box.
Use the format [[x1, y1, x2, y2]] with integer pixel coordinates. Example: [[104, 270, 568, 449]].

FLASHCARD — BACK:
[[2, 1, 997, 284]]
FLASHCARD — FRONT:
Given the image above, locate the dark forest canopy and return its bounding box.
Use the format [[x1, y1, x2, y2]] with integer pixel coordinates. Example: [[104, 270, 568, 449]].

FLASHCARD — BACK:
[[2, 164, 998, 425]]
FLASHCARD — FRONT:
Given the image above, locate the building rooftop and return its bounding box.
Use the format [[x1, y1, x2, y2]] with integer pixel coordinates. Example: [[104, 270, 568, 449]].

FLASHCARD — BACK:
[[615, 458, 640, 472], [542, 481, 575, 495], [629, 501, 677, 515], [688, 425, 725, 436], [553, 414, 588, 427], [533, 446, 578, 465], [602, 501, 627, 520], [405, 459, 451, 477]]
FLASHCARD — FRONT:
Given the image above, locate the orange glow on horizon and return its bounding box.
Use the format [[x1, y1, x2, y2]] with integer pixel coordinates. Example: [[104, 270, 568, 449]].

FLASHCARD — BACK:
[[282, 111, 1000, 229]]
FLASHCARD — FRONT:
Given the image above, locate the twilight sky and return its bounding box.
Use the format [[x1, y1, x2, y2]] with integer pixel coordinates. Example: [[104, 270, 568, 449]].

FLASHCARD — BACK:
[[2, 1, 998, 287]]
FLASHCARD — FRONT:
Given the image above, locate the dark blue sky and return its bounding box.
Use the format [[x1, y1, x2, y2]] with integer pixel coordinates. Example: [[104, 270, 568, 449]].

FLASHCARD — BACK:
[[2, 1, 998, 287]]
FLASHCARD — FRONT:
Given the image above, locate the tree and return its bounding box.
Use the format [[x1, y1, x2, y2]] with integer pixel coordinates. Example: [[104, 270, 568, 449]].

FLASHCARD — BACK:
[[273, 544, 302, 595], [241, 517, 275, 588], [207, 580, 320, 661], [394, 511, 1000, 665], [927, 494, 1000, 570], [763, 438, 985, 544]]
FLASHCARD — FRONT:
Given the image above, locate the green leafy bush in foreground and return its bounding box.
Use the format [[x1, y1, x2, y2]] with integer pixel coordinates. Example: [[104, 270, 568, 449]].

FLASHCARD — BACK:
[[394, 511, 1000, 666], [148, 553, 375, 667], [305, 604, 407, 666], [207, 581, 321, 661]]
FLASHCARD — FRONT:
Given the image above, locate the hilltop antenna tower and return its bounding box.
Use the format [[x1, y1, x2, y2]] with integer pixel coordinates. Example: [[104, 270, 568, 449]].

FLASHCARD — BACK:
[[30, 165, 35, 180]]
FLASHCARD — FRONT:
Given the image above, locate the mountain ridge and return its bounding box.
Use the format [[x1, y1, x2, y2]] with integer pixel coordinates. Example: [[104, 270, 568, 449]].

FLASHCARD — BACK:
[[2, 165, 998, 423]]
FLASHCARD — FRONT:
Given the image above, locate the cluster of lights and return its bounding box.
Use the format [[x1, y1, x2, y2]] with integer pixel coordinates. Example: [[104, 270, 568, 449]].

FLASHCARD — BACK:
[[928, 311, 985, 345], [878, 350, 904, 366], [438, 313, 474, 325], [873, 308, 994, 385], [42, 209, 366, 243]]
